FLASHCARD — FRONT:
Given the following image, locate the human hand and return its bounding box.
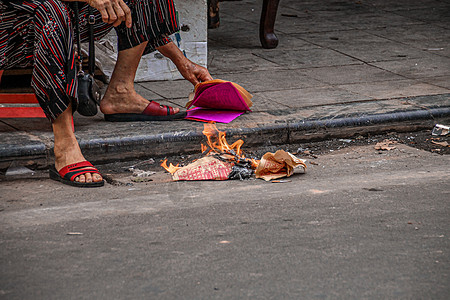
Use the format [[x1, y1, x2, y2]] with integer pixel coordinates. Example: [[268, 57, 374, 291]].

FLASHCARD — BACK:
[[156, 42, 213, 85], [178, 59, 213, 86], [87, 0, 132, 28]]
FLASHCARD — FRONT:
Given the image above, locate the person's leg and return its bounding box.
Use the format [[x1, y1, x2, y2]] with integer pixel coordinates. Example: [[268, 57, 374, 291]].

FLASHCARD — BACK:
[[26, 0, 102, 183], [99, 42, 180, 115], [52, 104, 103, 183], [100, 0, 210, 117], [100, 0, 183, 116]]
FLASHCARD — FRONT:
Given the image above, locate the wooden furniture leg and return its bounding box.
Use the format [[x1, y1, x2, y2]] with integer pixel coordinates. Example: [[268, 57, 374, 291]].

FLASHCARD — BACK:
[[208, 0, 220, 29], [260, 0, 280, 49]]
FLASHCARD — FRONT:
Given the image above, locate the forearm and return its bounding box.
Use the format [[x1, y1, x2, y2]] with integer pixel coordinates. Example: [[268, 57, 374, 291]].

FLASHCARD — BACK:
[[156, 42, 188, 66]]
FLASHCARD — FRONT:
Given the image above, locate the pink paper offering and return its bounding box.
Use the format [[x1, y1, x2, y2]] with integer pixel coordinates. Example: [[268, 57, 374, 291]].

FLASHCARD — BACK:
[[186, 107, 245, 123], [185, 80, 253, 123]]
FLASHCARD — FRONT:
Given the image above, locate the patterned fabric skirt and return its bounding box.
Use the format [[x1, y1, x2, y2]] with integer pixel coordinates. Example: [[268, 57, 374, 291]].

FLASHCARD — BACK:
[[0, 0, 179, 121]]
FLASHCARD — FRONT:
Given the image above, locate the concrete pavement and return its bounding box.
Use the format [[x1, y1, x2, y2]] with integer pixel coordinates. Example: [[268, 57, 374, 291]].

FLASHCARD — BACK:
[[1, 0, 450, 169], [1, 142, 449, 299]]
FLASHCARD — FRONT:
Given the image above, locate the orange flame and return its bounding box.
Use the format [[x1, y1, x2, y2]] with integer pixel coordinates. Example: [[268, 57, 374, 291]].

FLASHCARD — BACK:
[[202, 124, 244, 156], [249, 158, 260, 169], [161, 159, 182, 175], [202, 124, 259, 168], [161, 124, 260, 175]]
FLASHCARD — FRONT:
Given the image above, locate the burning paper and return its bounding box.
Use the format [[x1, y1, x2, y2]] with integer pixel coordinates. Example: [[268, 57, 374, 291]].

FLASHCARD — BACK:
[[162, 124, 258, 181], [164, 156, 232, 181], [161, 124, 306, 181], [255, 150, 307, 181]]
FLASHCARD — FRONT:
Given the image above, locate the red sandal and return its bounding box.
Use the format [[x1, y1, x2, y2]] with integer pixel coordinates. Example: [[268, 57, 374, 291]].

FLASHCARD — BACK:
[[49, 161, 104, 187], [104, 101, 186, 122]]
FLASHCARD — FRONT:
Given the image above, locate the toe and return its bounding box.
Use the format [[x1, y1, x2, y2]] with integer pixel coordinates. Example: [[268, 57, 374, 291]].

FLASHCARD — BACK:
[[78, 174, 86, 183], [93, 173, 103, 182], [85, 173, 93, 183]]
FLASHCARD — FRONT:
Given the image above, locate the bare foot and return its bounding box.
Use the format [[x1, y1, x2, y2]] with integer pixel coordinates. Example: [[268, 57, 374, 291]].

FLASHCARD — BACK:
[[100, 83, 180, 115], [100, 42, 179, 116]]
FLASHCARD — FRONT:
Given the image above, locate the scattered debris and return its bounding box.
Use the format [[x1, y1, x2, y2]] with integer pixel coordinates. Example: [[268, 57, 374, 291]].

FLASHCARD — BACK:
[[131, 169, 155, 177], [374, 139, 398, 151], [431, 140, 449, 147], [339, 139, 352, 143], [66, 232, 83, 235], [131, 177, 153, 183], [122, 168, 157, 183], [219, 241, 231, 244], [5, 166, 35, 176], [102, 174, 129, 186], [432, 124, 449, 136], [298, 149, 318, 158]]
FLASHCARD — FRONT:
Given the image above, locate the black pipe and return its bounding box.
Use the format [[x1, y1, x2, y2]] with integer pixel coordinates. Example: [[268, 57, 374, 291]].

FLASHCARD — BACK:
[[289, 107, 450, 131]]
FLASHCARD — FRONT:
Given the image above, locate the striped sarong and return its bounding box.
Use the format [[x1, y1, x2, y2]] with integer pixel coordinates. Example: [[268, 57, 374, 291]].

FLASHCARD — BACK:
[[0, 0, 179, 121]]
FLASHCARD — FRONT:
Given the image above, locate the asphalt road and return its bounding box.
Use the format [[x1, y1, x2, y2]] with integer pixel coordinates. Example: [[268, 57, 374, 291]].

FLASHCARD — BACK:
[[1, 143, 449, 299]]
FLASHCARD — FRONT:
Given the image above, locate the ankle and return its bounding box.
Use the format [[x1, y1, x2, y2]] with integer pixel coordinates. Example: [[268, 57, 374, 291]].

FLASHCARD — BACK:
[[106, 82, 135, 96], [54, 137, 82, 165]]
